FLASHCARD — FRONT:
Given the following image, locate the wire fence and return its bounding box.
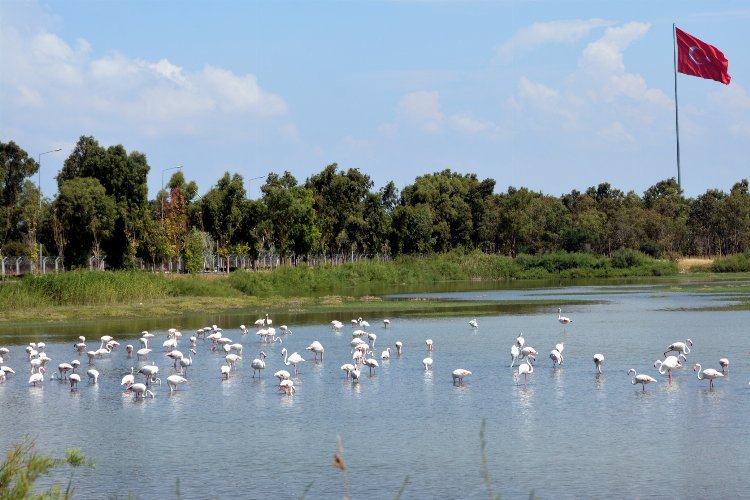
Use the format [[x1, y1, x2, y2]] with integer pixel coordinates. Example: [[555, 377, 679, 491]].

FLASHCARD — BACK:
[[0, 252, 392, 277]]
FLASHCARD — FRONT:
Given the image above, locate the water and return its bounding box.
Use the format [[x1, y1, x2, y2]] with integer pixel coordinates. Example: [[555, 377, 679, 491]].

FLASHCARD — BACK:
[[1, 284, 749, 499]]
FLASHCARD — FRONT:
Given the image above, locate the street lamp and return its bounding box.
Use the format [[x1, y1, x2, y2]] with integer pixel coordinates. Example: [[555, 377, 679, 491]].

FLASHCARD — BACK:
[[37, 148, 62, 273], [161, 165, 183, 220]]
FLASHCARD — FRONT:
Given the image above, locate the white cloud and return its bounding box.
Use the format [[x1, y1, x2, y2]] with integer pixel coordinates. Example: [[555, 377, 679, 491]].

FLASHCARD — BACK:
[[496, 19, 613, 63], [398, 90, 445, 133], [597, 121, 635, 142], [579, 22, 650, 75], [708, 83, 750, 138]]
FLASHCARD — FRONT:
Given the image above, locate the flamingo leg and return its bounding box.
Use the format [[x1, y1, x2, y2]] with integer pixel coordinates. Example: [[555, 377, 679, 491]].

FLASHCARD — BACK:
[[669, 370, 672, 384]]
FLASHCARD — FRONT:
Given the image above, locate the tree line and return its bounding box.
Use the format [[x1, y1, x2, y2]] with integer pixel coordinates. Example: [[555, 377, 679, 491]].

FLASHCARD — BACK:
[[1, 136, 749, 272]]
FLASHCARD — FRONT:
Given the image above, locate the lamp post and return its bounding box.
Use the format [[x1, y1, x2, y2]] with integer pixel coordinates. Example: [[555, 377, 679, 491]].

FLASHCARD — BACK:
[[161, 165, 183, 220], [37, 148, 62, 273]]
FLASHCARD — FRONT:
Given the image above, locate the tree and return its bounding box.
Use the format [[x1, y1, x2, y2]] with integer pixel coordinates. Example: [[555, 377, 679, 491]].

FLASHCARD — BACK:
[[0, 141, 38, 249], [200, 172, 247, 270], [642, 178, 689, 256], [52, 178, 116, 267]]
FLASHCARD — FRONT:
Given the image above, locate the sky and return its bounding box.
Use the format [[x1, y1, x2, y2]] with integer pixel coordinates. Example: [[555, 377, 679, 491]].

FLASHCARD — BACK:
[[1, 0, 748, 202]]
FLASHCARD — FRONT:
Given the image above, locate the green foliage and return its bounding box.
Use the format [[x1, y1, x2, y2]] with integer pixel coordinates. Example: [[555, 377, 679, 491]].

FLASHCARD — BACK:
[[183, 229, 205, 274], [711, 252, 750, 272], [0, 437, 92, 500]]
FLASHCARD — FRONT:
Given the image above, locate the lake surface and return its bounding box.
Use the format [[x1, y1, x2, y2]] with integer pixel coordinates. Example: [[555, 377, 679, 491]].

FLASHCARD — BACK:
[[1, 283, 749, 499]]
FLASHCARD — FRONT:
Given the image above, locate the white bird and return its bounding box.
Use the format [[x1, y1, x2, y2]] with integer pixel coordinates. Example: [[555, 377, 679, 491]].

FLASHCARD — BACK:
[[330, 320, 343, 330], [274, 370, 291, 381], [138, 364, 159, 386], [381, 347, 391, 360], [383, 319, 390, 328], [306, 341, 325, 362], [520, 346, 538, 361], [29, 372, 44, 386], [251, 352, 267, 378], [179, 354, 193, 376], [165, 350, 184, 368], [515, 357, 535, 385], [693, 363, 724, 389], [126, 345, 133, 358], [510, 344, 520, 367], [664, 339, 693, 357], [279, 379, 295, 395], [628, 368, 657, 392], [364, 357, 379, 376], [719, 358, 729, 374], [166, 374, 187, 392], [422, 357, 433, 371], [555, 342, 564, 355], [239, 325, 248, 335], [654, 355, 685, 384], [279, 325, 292, 335], [121, 368, 135, 388], [515, 335, 525, 348], [350, 367, 361, 382], [87, 369, 99, 384], [469, 319, 478, 329], [69, 373, 81, 391], [368, 333, 377, 348], [358, 317, 370, 328], [340, 363, 355, 378], [220, 363, 231, 379], [550, 349, 563, 366], [129, 383, 154, 399], [425, 339, 433, 352], [225, 353, 242, 370], [452, 369, 472, 385], [558, 308, 572, 324], [281, 348, 305, 376], [395, 341, 403, 356], [593, 354, 604, 374]]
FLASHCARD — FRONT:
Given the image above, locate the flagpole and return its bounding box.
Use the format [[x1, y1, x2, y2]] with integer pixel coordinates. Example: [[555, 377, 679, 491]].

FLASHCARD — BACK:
[[672, 23, 681, 187]]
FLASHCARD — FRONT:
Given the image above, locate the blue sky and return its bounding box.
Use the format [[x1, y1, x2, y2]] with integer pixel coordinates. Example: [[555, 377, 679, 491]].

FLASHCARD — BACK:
[[1, 1, 748, 201]]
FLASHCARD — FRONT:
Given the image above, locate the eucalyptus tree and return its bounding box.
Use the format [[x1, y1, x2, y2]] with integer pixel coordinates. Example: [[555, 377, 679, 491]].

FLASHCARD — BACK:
[[390, 204, 435, 255], [305, 163, 373, 256], [719, 179, 750, 254], [200, 172, 247, 270], [52, 177, 116, 268], [261, 171, 320, 262], [688, 188, 727, 256], [642, 178, 689, 256], [0, 141, 38, 250]]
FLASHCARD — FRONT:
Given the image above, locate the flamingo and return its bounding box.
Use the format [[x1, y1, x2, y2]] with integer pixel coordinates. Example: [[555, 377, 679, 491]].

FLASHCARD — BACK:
[[693, 363, 723, 389], [279, 325, 292, 335], [126, 345, 133, 358], [167, 374, 187, 392], [251, 351, 267, 378], [593, 354, 604, 374], [274, 370, 291, 381], [422, 357, 433, 371], [368, 333, 377, 348], [469, 319, 478, 329], [179, 354, 193, 376], [510, 344, 520, 367], [306, 341, 325, 362], [350, 367, 361, 382], [425, 339, 433, 352], [664, 339, 693, 357], [281, 348, 305, 376], [555, 343, 564, 355], [395, 341, 403, 356], [558, 308, 572, 324], [358, 317, 370, 328], [383, 319, 390, 328], [719, 358, 729, 374], [130, 383, 154, 399], [220, 363, 231, 380], [452, 369, 472, 385], [29, 372, 44, 386], [627, 368, 657, 392], [331, 320, 343, 330], [138, 364, 159, 386], [550, 349, 563, 367], [87, 369, 99, 384], [121, 368, 135, 388], [225, 353, 242, 370], [240, 325, 248, 335], [654, 355, 685, 384], [57, 363, 73, 381], [515, 357, 535, 385], [381, 347, 391, 360], [340, 363, 355, 378], [69, 373, 81, 391], [520, 346, 538, 361], [515, 335, 525, 348], [279, 379, 295, 395], [364, 357, 379, 376], [165, 350, 184, 369]]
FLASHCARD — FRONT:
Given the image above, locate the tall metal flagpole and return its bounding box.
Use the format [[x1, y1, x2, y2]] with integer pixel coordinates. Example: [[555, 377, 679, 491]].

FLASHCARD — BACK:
[[672, 23, 681, 187]]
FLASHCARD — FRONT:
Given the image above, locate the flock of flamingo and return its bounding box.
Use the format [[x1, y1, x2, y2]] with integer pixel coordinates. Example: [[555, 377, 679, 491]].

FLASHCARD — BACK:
[[0, 307, 747, 396]]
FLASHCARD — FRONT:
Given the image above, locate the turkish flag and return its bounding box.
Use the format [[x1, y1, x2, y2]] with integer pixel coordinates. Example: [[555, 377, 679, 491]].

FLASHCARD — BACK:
[[676, 27, 730, 84]]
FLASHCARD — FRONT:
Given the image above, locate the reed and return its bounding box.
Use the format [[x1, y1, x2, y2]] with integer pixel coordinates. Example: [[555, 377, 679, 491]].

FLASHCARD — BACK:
[[711, 251, 750, 272]]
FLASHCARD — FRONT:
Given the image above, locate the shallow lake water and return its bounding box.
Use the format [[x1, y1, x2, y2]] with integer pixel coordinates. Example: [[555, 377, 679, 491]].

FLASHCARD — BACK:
[[1, 283, 749, 499]]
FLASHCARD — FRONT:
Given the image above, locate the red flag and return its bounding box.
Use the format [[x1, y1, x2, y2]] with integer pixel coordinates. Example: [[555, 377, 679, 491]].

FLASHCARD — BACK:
[[675, 27, 730, 84]]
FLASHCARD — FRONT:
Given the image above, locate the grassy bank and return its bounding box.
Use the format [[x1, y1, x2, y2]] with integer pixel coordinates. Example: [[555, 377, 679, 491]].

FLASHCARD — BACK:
[[0, 250, 687, 323]]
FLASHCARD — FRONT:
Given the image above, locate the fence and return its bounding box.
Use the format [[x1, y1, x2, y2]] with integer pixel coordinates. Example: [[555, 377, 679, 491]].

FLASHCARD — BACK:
[[0, 252, 392, 276]]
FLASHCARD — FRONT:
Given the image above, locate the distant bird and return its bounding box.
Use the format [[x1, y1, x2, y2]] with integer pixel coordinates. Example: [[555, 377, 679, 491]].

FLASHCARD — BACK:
[[240, 324, 248, 335], [515, 335, 525, 348], [330, 320, 343, 330], [121, 367, 135, 388], [340, 364, 355, 379], [251, 351, 267, 378], [383, 319, 390, 328], [550, 349, 563, 367], [306, 341, 325, 362], [87, 369, 99, 384], [350, 367, 361, 382], [423, 357, 433, 371], [364, 358, 379, 376], [367, 333, 377, 348], [515, 357, 535, 385], [69, 373, 81, 391], [279, 325, 292, 335], [395, 341, 403, 356], [29, 372, 44, 386], [719, 358, 729, 374], [167, 374, 187, 392], [130, 383, 154, 399], [664, 339, 693, 358], [281, 348, 305, 376], [558, 308, 572, 325], [654, 355, 685, 384], [274, 370, 291, 381], [452, 369, 472, 385], [693, 363, 724, 389], [520, 346, 538, 361], [593, 354, 604, 374], [627, 368, 657, 392], [425, 339, 433, 352], [469, 319, 478, 329], [510, 344, 520, 367], [279, 379, 295, 395], [381, 347, 391, 360], [555, 343, 564, 355], [126, 345, 133, 358], [220, 363, 231, 380]]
